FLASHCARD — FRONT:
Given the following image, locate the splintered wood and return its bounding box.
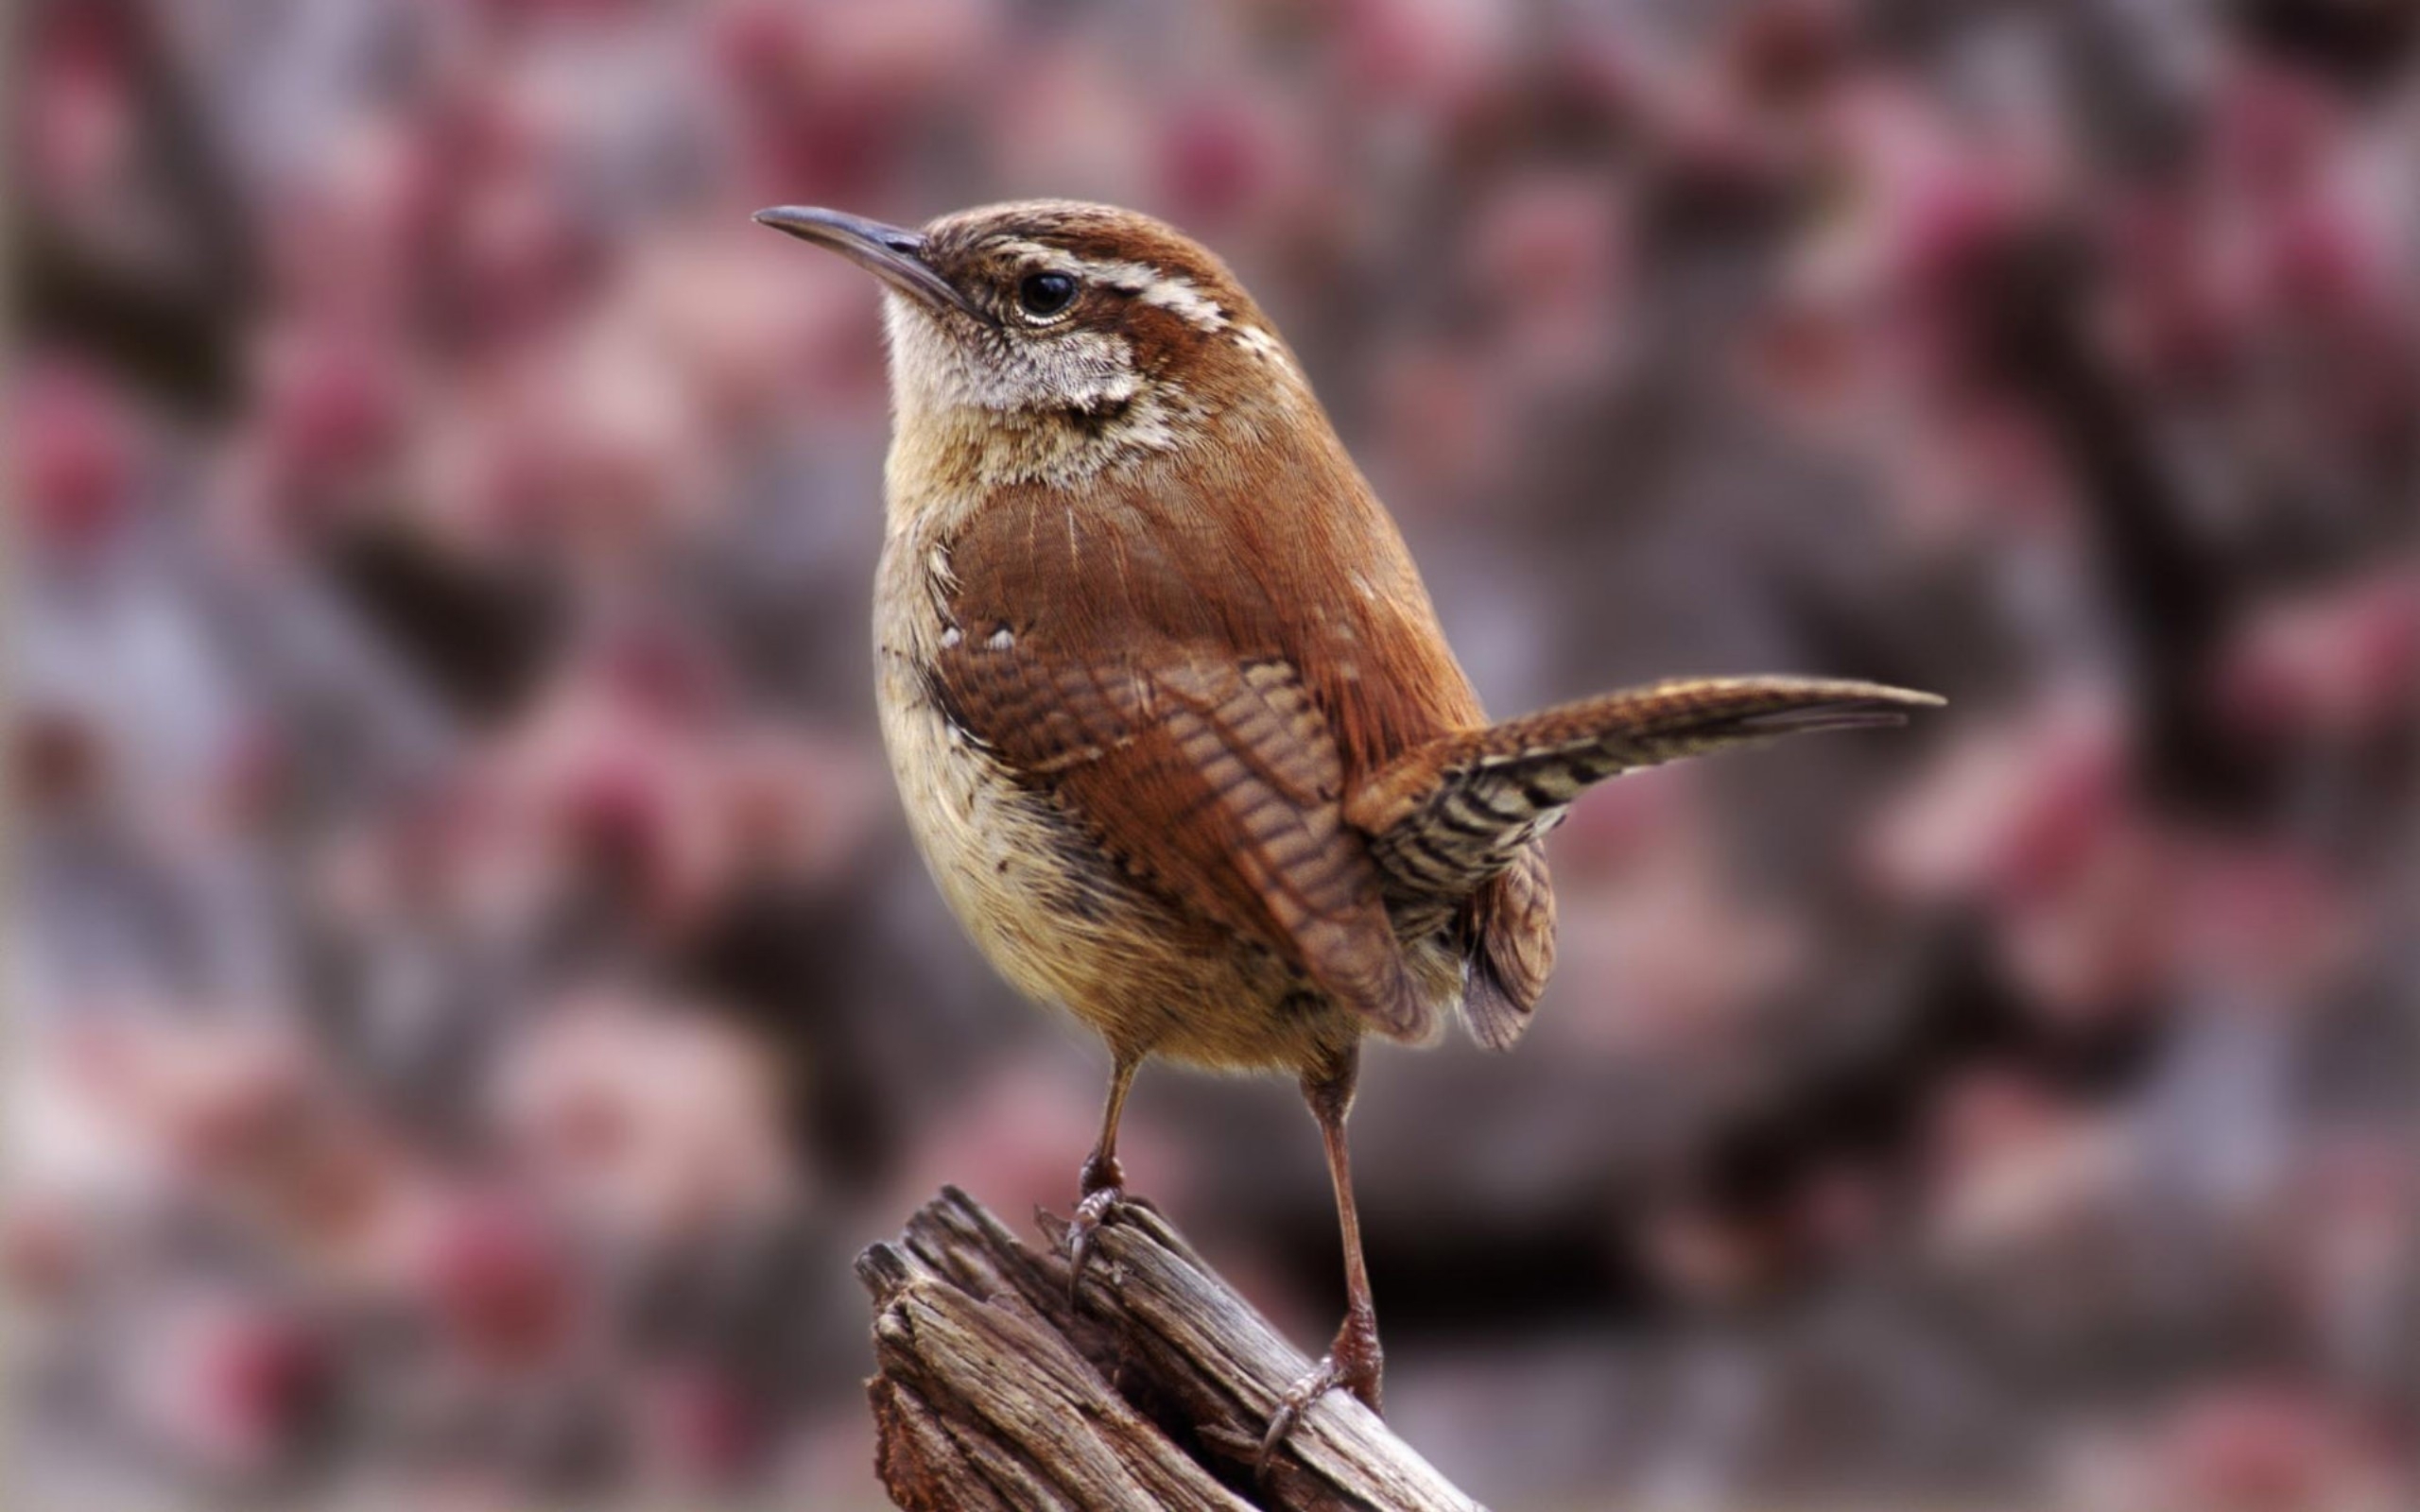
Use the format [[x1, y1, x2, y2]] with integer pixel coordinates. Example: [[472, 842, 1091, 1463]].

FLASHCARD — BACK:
[[857, 1187, 1484, 1512]]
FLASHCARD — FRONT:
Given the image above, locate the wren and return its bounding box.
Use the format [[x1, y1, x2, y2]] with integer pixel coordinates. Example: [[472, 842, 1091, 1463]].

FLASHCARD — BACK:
[[757, 199, 1940, 1465]]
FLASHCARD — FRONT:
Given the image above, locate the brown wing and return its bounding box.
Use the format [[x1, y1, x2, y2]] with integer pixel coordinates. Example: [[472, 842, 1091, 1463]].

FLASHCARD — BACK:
[[926, 486, 1432, 1040]]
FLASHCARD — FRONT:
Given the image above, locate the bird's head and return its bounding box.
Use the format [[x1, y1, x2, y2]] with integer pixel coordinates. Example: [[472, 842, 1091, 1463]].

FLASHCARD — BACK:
[[756, 200, 1306, 483]]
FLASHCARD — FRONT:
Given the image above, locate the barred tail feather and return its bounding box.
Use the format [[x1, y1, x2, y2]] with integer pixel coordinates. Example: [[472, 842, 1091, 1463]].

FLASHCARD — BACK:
[[1351, 676, 1943, 910]]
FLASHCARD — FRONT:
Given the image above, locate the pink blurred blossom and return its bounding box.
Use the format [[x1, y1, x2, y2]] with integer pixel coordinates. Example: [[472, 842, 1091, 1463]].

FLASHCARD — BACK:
[[2221, 567, 2420, 744], [11, 365, 135, 558], [408, 1189, 580, 1372], [493, 997, 801, 1246], [136, 1296, 331, 1482]]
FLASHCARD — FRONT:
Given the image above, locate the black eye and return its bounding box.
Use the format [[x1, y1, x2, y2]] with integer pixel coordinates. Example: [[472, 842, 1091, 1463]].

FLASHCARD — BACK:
[[1016, 271, 1078, 318]]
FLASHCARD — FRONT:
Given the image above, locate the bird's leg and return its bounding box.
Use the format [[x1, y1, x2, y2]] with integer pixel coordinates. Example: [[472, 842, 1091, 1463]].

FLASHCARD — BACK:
[[1258, 1045, 1382, 1475], [1064, 1052, 1141, 1301]]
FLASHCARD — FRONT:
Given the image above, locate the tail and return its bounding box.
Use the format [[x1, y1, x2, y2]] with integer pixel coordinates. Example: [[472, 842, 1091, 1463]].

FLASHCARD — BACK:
[[1348, 676, 1944, 907]]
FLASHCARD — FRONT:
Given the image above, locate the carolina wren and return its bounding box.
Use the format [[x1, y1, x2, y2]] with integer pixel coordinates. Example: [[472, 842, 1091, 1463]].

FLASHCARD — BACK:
[[758, 199, 1939, 1461]]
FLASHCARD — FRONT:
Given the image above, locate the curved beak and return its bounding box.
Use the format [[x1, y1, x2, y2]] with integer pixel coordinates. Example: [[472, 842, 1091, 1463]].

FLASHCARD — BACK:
[[752, 206, 986, 322]]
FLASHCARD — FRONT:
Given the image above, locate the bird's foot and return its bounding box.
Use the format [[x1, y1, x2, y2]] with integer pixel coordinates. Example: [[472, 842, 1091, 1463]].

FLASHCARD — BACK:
[[1255, 1306, 1382, 1479], [1063, 1182, 1132, 1303], [1063, 1142, 1149, 1307]]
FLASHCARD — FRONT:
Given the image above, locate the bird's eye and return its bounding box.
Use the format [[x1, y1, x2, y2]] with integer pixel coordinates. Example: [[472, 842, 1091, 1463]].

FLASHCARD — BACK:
[[1016, 272, 1078, 318]]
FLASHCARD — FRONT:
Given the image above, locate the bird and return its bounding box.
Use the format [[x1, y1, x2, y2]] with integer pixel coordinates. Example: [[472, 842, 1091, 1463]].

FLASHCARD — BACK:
[[755, 198, 1941, 1465]]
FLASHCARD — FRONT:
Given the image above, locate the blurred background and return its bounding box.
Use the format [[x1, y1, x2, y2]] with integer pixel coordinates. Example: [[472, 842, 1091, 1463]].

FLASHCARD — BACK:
[[11, 0, 2420, 1507]]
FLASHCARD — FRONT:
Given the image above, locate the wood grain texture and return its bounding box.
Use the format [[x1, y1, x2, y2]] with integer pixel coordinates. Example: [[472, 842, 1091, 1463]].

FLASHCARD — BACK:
[[859, 1187, 1487, 1512]]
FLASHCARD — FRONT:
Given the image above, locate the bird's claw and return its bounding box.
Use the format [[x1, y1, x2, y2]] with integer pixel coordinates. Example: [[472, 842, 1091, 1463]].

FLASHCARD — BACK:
[[1254, 1353, 1347, 1479], [1255, 1310, 1381, 1480], [1063, 1184, 1126, 1305]]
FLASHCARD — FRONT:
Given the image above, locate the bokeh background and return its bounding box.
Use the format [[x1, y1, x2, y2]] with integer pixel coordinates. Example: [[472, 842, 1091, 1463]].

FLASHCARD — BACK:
[[12, 0, 2420, 1507]]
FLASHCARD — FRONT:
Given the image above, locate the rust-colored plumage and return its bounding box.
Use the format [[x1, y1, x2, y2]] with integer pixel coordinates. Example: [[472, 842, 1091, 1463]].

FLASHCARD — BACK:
[[758, 199, 1940, 1464]]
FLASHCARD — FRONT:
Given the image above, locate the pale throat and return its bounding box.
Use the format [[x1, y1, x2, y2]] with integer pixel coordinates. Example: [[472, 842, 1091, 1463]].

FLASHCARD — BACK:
[[880, 296, 1195, 499]]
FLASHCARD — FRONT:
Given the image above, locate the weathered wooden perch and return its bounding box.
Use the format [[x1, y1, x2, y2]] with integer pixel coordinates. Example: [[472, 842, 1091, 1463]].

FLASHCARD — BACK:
[[857, 1186, 1486, 1512]]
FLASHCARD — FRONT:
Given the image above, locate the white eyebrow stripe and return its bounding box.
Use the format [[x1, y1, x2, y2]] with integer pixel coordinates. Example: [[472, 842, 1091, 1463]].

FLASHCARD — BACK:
[[1133, 277, 1228, 331], [989, 239, 1230, 333]]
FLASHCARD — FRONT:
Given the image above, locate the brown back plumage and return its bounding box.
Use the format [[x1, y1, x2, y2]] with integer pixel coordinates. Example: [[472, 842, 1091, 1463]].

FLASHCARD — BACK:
[[922, 387, 1484, 1041]]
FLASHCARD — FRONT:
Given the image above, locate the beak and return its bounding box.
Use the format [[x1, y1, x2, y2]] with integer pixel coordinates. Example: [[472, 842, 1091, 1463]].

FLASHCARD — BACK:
[[752, 206, 987, 322]]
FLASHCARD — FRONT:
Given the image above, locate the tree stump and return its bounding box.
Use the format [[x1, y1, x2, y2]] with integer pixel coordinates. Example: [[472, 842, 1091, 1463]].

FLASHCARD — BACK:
[[857, 1186, 1486, 1512]]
